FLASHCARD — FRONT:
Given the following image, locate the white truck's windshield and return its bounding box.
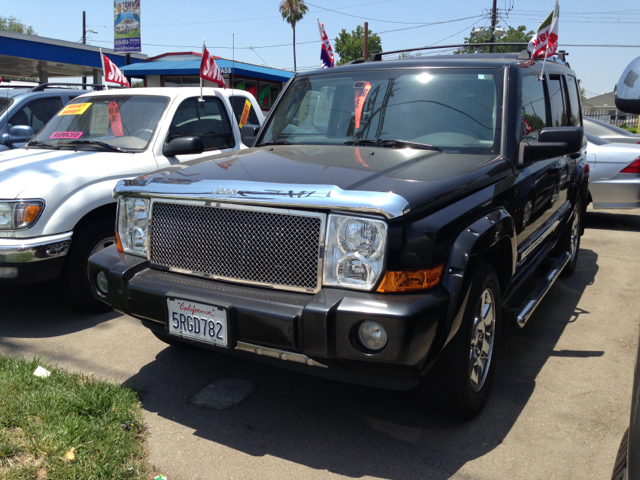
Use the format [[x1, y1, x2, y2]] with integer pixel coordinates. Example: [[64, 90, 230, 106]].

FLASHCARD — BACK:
[[32, 95, 169, 152]]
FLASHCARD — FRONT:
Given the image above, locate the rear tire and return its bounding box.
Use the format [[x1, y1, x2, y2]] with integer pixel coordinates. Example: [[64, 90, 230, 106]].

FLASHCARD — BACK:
[[561, 197, 582, 276], [421, 260, 502, 420], [61, 216, 116, 312]]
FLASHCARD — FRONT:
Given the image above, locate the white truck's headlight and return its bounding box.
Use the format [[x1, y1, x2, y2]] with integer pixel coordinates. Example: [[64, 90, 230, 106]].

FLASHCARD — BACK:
[[0, 201, 44, 230], [323, 214, 387, 290], [117, 197, 150, 257]]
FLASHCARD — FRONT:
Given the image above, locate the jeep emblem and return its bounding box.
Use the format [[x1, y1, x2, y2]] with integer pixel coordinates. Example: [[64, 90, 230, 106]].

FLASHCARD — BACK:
[[214, 186, 238, 196]]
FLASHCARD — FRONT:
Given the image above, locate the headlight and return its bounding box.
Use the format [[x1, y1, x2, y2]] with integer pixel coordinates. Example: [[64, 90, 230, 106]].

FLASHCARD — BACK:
[[117, 197, 150, 257], [0, 200, 44, 230], [323, 214, 387, 290]]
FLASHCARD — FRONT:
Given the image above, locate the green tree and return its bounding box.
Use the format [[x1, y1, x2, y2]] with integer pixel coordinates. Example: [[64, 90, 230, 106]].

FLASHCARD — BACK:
[[0, 16, 36, 35], [334, 25, 382, 65], [580, 86, 587, 101], [279, 0, 308, 73], [456, 25, 533, 54]]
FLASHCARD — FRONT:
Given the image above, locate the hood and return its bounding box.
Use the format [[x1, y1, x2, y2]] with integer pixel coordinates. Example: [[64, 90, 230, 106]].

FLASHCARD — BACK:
[[0, 147, 136, 199], [131, 145, 511, 217]]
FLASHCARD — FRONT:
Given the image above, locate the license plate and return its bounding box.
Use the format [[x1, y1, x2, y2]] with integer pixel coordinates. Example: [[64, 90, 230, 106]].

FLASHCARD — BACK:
[[166, 298, 228, 347]]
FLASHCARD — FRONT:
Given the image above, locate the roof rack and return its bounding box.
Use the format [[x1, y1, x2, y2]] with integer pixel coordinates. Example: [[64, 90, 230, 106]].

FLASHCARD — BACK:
[[368, 43, 530, 61], [27, 83, 122, 92]]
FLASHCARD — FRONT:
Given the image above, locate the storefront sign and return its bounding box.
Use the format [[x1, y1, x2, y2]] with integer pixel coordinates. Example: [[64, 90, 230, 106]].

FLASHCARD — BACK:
[[114, 0, 141, 53]]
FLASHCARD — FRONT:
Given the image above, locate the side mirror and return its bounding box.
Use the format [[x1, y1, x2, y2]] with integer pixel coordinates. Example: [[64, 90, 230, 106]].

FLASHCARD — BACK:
[[9, 125, 34, 145], [519, 127, 583, 166], [162, 136, 204, 157], [616, 56, 640, 114], [240, 125, 260, 147]]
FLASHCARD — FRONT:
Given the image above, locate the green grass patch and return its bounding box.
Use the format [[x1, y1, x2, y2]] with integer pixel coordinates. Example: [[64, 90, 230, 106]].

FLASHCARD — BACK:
[[0, 356, 148, 479], [115, 29, 141, 39]]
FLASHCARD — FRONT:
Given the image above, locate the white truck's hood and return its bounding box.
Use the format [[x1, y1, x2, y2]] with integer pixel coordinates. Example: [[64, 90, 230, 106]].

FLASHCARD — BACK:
[[0, 147, 138, 199]]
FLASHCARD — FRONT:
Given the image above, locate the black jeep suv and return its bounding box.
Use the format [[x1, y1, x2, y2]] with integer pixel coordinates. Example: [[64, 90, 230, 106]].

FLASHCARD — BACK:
[[89, 48, 589, 419]]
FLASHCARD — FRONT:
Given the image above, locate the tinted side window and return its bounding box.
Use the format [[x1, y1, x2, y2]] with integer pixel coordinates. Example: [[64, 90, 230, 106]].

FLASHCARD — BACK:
[[9, 97, 63, 131], [230, 96, 260, 126], [167, 97, 235, 151], [548, 75, 568, 126], [565, 75, 582, 127], [521, 75, 548, 139]]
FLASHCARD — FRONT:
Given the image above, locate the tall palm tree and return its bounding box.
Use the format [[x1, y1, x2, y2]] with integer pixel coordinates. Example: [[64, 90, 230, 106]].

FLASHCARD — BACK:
[[279, 0, 308, 72]]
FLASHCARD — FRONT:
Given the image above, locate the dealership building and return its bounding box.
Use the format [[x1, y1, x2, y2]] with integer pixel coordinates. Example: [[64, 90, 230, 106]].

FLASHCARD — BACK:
[[120, 52, 295, 112]]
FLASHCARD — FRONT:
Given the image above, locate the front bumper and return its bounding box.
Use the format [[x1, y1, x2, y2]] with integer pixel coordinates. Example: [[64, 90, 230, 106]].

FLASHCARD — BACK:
[[0, 232, 72, 284], [89, 246, 450, 382]]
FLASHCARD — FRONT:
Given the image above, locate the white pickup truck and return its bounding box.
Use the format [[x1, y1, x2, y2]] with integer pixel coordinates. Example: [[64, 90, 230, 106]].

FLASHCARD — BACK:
[[0, 87, 264, 310]]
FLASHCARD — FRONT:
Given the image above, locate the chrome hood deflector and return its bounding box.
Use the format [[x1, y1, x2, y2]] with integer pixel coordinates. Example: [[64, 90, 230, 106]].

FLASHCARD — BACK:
[[114, 179, 411, 219]]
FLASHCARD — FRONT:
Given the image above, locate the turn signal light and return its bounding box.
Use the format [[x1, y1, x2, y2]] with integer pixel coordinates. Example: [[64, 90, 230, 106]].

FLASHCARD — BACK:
[[115, 231, 124, 253], [23, 205, 41, 224], [377, 265, 444, 293], [621, 157, 640, 174]]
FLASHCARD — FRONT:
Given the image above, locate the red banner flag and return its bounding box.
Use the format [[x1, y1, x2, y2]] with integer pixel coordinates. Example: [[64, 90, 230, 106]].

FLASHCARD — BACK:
[[101, 53, 130, 87], [200, 45, 226, 88]]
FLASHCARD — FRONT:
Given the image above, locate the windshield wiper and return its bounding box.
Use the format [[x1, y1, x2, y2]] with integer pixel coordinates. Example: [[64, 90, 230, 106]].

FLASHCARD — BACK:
[[256, 140, 293, 147], [67, 140, 124, 152], [344, 139, 440, 151], [26, 141, 60, 150]]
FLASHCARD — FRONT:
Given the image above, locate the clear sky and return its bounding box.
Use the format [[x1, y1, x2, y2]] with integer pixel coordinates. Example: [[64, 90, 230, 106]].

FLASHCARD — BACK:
[[2, 0, 639, 98]]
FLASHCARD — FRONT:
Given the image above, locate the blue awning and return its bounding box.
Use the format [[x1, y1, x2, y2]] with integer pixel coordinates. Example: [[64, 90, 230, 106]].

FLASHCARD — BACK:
[[120, 59, 294, 83]]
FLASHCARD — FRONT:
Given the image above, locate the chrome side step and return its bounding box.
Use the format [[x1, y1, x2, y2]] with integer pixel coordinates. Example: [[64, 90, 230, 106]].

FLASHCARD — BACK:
[[235, 342, 327, 368], [515, 252, 571, 328]]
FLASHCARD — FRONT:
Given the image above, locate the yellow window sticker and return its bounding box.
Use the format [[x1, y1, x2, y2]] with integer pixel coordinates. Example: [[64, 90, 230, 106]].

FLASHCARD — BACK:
[[238, 99, 252, 128], [58, 103, 92, 116]]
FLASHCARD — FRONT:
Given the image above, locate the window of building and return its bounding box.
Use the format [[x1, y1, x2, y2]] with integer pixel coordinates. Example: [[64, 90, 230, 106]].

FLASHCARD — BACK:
[[163, 76, 200, 87], [166, 96, 235, 151], [521, 75, 548, 139], [233, 79, 257, 98]]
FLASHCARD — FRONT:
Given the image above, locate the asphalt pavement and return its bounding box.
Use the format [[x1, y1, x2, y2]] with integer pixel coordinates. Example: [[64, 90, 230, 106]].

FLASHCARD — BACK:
[[1, 206, 638, 479]]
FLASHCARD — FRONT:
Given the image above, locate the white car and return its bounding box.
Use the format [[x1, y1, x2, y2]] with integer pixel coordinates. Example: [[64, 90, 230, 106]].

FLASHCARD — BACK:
[[115, 18, 139, 34], [0, 87, 264, 310], [585, 132, 640, 208]]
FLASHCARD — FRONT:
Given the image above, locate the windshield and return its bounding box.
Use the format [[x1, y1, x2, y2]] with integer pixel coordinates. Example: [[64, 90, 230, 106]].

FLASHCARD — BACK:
[[32, 95, 170, 152], [259, 68, 502, 154], [0, 98, 13, 117]]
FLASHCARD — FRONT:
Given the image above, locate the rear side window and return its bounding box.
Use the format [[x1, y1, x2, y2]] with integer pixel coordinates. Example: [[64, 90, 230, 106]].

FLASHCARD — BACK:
[[167, 97, 235, 151], [548, 75, 568, 127], [9, 96, 63, 132], [521, 75, 547, 139], [229, 96, 260, 126], [565, 75, 582, 127]]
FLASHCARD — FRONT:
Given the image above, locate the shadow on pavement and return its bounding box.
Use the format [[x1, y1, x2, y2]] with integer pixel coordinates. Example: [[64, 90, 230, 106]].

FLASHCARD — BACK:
[[585, 210, 640, 232], [123, 248, 600, 479], [0, 282, 119, 338]]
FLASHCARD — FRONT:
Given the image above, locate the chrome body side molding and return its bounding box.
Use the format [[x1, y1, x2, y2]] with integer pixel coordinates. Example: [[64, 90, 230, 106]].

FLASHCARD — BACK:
[[235, 342, 328, 368], [114, 180, 411, 219]]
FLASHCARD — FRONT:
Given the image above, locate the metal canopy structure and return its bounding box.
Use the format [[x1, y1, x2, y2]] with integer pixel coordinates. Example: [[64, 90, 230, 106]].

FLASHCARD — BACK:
[[0, 30, 146, 81]]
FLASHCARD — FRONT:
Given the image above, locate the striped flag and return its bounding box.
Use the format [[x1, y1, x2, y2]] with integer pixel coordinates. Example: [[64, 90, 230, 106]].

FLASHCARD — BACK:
[[528, 1, 559, 59], [318, 18, 335, 68]]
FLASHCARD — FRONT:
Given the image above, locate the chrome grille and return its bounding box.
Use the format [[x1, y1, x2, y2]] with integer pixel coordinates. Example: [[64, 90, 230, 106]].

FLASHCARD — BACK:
[[149, 202, 324, 292]]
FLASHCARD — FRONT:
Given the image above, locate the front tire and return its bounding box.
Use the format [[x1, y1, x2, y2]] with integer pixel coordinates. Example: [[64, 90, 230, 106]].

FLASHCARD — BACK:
[[561, 197, 582, 276], [422, 260, 502, 420], [61, 216, 116, 312]]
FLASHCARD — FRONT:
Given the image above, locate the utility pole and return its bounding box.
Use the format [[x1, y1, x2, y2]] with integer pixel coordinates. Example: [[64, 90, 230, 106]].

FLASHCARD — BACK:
[[82, 11, 86, 86], [363, 22, 369, 60], [489, 0, 498, 53]]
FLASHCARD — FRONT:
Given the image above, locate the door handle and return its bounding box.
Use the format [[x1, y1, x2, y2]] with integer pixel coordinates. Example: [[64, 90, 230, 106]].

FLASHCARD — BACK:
[[569, 152, 581, 159], [548, 165, 563, 174]]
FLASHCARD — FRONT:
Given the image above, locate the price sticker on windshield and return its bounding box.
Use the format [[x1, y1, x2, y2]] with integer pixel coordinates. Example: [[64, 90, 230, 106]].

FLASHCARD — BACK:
[[58, 103, 92, 116], [50, 131, 83, 139]]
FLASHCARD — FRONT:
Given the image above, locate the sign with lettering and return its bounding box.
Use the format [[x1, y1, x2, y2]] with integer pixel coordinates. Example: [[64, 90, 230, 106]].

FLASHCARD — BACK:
[[114, 0, 141, 53]]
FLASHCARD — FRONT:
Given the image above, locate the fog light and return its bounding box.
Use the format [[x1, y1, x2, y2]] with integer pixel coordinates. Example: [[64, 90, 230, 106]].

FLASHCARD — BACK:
[[0, 267, 18, 278], [358, 321, 388, 351], [96, 271, 109, 295]]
